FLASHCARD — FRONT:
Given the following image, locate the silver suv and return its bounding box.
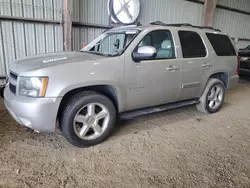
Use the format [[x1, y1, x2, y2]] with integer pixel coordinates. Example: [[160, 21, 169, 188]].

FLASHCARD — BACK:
[[4, 22, 239, 147]]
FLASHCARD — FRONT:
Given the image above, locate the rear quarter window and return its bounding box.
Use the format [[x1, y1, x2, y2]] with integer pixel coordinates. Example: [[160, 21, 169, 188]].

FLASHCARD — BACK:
[[206, 33, 236, 56]]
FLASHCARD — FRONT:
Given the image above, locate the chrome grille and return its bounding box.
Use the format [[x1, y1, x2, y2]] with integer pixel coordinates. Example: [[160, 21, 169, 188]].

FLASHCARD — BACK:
[[9, 83, 16, 93]]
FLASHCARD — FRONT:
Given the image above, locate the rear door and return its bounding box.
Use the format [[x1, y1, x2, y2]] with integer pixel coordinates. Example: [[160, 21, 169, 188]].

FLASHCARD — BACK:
[[177, 30, 213, 101]]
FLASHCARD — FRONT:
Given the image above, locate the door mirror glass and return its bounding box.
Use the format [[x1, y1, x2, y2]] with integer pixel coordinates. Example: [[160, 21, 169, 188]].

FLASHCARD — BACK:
[[132, 46, 157, 62]]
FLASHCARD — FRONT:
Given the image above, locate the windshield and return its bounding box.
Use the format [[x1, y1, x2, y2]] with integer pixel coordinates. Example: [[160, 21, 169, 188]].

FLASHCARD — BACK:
[[246, 45, 250, 50], [80, 30, 139, 56]]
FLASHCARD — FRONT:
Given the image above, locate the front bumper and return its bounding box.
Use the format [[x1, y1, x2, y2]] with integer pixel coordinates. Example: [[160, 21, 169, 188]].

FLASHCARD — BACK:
[[239, 68, 250, 76], [239, 60, 250, 76], [4, 85, 61, 132]]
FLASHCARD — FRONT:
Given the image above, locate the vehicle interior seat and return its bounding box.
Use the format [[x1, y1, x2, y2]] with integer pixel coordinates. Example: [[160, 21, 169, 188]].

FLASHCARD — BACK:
[[157, 40, 173, 59]]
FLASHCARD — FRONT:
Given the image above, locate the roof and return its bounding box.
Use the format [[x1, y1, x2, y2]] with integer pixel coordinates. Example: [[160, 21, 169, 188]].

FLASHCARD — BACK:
[[109, 21, 223, 34]]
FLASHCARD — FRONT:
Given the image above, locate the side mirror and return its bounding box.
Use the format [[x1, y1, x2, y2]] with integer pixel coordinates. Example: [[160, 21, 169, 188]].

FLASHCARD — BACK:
[[132, 46, 157, 62], [239, 48, 244, 51], [114, 39, 120, 49]]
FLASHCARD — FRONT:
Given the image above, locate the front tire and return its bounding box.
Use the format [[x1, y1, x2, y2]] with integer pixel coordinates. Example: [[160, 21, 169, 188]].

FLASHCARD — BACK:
[[60, 91, 117, 147], [196, 78, 225, 114]]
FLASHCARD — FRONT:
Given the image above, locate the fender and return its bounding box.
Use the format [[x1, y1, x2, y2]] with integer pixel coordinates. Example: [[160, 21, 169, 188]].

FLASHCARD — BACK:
[[57, 80, 127, 112]]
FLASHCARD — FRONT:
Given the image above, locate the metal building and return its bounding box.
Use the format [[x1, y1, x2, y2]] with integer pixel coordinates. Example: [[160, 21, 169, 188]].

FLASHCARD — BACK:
[[0, 0, 250, 82]]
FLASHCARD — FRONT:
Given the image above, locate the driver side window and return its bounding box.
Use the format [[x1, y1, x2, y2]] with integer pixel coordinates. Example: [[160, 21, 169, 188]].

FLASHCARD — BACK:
[[136, 30, 175, 60]]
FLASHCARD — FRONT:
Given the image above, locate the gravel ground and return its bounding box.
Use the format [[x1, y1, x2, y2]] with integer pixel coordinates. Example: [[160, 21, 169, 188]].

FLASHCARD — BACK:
[[0, 80, 250, 188]]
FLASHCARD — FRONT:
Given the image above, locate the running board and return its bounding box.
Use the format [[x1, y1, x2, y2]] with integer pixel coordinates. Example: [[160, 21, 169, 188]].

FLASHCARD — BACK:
[[120, 99, 199, 119]]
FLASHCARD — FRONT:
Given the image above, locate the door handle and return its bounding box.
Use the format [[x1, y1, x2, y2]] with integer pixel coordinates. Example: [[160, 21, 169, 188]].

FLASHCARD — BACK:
[[202, 63, 212, 68], [166, 66, 179, 71]]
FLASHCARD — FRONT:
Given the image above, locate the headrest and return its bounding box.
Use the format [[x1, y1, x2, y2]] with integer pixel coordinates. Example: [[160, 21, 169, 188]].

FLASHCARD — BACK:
[[161, 40, 172, 49]]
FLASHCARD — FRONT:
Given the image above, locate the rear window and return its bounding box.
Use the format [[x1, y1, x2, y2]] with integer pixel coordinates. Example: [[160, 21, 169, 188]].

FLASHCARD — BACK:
[[178, 31, 207, 58], [206, 33, 236, 56]]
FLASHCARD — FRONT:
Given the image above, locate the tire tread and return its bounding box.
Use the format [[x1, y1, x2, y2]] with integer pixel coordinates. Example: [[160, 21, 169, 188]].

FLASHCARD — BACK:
[[60, 91, 116, 147], [196, 78, 225, 114]]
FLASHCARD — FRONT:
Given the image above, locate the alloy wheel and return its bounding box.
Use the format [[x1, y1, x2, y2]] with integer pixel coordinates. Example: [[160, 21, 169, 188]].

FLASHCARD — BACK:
[[207, 85, 224, 110], [73, 103, 110, 140]]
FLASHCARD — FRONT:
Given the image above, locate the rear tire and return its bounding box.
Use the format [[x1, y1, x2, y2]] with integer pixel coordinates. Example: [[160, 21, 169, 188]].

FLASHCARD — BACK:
[[60, 91, 117, 147], [196, 78, 225, 114]]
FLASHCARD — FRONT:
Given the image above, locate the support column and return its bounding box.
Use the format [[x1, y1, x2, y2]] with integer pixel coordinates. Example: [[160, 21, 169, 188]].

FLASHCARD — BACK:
[[202, 0, 217, 27], [62, 0, 72, 51]]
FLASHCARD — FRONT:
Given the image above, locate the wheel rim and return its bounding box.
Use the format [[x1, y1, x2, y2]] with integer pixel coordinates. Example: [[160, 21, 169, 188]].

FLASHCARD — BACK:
[[73, 103, 110, 140], [207, 85, 223, 110]]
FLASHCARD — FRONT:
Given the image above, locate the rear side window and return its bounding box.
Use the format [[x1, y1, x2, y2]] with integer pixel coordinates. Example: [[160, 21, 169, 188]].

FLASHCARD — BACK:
[[206, 33, 236, 56], [178, 31, 207, 58]]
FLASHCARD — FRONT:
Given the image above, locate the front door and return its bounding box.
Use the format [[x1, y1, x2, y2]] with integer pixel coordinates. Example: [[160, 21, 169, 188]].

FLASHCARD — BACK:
[[124, 30, 182, 111]]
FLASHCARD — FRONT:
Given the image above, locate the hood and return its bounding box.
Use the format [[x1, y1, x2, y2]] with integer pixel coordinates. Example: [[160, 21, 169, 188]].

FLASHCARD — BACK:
[[238, 50, 250, 57], [10, 51, 107, 74]]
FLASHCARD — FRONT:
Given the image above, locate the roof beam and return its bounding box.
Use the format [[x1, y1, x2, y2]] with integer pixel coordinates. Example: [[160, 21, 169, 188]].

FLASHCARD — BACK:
[[202, 0, 217, 26], [62, 0, 72, 51]]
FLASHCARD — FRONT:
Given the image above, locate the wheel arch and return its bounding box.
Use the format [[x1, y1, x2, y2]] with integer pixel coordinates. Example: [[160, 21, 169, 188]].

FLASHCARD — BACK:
[[209, 72, 229, 88], [201, 72, 229, 95], [57, 84, 124, 120]]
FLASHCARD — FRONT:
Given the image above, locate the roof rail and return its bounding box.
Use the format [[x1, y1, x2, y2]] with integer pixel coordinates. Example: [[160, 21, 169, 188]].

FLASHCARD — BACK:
[[150, 21, 167, 26], [167, 23, 193, 27], [150, 21, 221, 32], [195, 26, 221, 32]]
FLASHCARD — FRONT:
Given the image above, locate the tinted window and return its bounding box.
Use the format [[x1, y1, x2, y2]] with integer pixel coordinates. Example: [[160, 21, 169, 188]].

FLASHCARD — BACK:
[[136, 30, 175, 59], [178, 31, 206, 58], [206, 33, 236, 56]]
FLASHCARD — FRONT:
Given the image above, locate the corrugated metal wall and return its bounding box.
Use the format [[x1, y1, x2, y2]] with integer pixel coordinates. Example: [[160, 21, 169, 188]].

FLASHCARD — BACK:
[[72, 0, 203, 25], [71, 0, 250, 50], [0, 0, 61, 19], [71, 0, 203, 51], [235, 40, 250, 50], [0, 22, 63, 73], [138, 0, 203, 25], [72, 27, 105, 50], [71, 0, 109, 50], [72, 0, 109, 25], [214, 10, 250, 39], [0, 0, 63, 76], [215, 0, 250, 49], [217, 0, 250, 12]]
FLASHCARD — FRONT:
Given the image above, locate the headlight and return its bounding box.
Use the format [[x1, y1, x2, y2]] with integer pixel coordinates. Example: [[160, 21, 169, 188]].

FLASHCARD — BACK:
[[240, 57, 249, 61], [19, 77, 49, 97]]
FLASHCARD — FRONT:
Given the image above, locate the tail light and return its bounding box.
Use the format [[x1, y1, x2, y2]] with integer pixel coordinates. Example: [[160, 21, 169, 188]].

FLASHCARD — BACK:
[[236, 56, 240, 75]]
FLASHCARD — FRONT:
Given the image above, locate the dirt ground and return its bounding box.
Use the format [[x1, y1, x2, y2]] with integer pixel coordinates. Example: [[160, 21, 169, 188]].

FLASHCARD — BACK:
[[0, 80, 250, 188]]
